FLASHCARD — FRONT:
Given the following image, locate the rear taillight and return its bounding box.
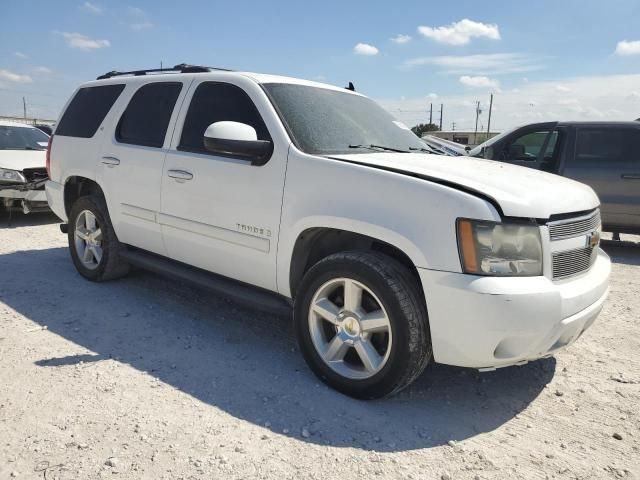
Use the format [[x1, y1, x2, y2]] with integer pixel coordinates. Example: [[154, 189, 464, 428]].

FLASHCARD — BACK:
[[46, 135, 53, 178]]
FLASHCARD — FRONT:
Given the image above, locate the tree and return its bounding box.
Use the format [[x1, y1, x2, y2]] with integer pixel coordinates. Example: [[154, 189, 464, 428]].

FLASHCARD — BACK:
[[411, 123, 440, 138]]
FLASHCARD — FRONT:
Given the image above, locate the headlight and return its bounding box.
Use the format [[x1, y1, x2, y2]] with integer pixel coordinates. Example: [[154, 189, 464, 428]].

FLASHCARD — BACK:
[[457, 218, 543, 276], [0, 168, 26, 183]]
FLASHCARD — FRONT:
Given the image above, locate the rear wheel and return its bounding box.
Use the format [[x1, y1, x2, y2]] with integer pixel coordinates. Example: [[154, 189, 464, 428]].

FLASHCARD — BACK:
[[68, 195, 129, 281], [295, 251, 431, 399]]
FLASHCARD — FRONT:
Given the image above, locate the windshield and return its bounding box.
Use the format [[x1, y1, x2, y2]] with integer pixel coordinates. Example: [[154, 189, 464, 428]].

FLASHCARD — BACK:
[[468, 127, 517, 156], [263, 83, 429, 155], [0, 125, 49, 150]]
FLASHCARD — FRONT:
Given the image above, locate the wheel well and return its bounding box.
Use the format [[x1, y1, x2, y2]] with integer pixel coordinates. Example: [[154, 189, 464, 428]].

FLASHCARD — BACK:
[[63, 177, 104, 217], [289, 228, 419, 297]]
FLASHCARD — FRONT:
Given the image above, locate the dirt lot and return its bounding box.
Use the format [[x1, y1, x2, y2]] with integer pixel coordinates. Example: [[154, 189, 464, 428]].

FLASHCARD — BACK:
[[0, 213, 638, 480]]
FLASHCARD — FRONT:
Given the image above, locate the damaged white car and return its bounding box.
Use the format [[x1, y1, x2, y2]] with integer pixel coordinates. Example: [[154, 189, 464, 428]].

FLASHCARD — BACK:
[[0, 121, 50, 214]]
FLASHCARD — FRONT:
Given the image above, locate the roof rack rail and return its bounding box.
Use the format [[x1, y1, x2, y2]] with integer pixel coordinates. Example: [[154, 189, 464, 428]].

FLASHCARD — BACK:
[[96, 63, 232, 80]]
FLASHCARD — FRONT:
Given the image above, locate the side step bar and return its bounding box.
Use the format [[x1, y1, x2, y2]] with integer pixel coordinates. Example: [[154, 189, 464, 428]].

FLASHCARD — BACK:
[[119, 248, 292, 316]]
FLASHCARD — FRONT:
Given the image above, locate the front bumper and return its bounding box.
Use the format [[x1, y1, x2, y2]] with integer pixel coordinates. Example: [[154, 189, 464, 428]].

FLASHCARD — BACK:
[[0, 187, 47, 202], [418, 248, 611, 369]]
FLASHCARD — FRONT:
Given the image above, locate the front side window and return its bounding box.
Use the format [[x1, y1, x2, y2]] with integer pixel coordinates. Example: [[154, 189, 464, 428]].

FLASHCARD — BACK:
[[0, 126, 49, 150], [179, 82, 271, 154], [502, 131, 551, 161], [571, 129, 631, 167], [263, 83, 427, 155], [117, 82, 182, 148], [56, 84, 125, 138]]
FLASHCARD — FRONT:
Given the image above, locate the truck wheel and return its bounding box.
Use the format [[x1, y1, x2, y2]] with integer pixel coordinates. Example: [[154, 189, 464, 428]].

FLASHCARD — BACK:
[[294, 251, 431, 399], [68, 195, 129, 282]]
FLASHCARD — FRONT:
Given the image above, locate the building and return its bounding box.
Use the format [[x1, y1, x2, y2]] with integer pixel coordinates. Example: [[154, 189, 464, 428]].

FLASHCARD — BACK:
[[428, 130, 500, 147]]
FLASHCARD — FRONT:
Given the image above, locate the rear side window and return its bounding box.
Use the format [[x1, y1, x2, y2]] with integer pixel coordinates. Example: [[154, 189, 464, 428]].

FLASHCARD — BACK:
[[571, 129, 633, 167], [178, 82, 270, 154], [116, 82, 182, 148], [56, 84, 125, 138]]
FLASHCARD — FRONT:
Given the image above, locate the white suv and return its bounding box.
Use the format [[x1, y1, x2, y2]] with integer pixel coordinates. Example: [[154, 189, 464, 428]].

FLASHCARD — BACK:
[[46, 64, 611, 399]]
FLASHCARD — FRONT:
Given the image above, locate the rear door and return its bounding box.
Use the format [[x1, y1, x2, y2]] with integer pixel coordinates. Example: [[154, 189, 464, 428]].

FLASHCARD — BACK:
[[560, 126, 637, 229], [97, 80, 188, 255]]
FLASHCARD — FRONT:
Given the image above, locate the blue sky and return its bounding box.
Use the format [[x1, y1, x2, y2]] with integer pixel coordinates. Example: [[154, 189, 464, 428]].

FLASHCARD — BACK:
[[1, 0, 639, 130]]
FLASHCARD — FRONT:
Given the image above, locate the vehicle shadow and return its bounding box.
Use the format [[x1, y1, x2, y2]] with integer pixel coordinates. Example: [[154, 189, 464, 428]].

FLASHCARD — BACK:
[[601, 239, 640, 266], [0, 210, 59, 229], [0, 247, 556, 452]]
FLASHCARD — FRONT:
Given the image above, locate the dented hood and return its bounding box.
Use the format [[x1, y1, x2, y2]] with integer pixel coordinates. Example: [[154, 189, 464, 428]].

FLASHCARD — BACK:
[[330, 152, 600, 219], [0, 149, 46, 171]]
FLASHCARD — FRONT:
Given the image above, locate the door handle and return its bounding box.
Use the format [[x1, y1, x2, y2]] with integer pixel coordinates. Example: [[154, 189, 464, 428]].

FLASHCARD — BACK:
[[167, 169, 194, 181], [621, 174, 640, 180], [101, 156, 120, 166]]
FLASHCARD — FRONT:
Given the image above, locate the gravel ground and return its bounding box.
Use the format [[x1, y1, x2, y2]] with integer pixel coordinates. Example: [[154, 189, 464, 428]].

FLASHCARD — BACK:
[[1, 212, 639, 480]]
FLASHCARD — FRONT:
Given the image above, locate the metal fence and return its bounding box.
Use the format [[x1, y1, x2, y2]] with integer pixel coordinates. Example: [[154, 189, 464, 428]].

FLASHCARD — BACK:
[[0, 115, 56, 126]]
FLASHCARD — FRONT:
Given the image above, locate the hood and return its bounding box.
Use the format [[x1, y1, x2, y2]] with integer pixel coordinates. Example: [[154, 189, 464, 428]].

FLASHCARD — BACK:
[[0, 149, 46, 171], [330, 153, 599, 219]]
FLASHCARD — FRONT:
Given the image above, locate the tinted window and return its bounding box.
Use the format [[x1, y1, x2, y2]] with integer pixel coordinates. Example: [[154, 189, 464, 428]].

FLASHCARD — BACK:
[[179, 82, 270, 154], [117, 82, 182, 148], [264, 83, 427, 155], [56, 84, 125, 138], [504, 131, 550, 161], [572, 129, 631, 167]]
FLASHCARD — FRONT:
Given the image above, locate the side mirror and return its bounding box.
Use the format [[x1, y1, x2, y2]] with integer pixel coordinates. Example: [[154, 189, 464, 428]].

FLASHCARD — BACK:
[[203, 121, 273, 166]]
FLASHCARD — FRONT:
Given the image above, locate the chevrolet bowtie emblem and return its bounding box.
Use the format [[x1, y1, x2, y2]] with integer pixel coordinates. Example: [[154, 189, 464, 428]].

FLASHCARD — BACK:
[[587, 231, 601, 248]]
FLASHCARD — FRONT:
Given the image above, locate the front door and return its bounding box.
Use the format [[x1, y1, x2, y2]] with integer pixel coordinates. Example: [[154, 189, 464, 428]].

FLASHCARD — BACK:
[[159, 79, 288, 292]]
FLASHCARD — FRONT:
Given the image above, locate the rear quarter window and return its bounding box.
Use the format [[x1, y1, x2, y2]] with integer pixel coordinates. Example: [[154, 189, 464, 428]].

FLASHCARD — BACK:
[[56, 84, 125, 138]]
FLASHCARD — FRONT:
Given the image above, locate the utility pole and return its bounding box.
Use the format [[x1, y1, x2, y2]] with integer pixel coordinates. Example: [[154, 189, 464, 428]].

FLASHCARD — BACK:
[[439, 104, 443, 130], [486, 93, 494, 139], [451, 121, 456, 131], [22, 97, 27, 120], [429, 103, 433, 125], [474, 100, 481, 144]]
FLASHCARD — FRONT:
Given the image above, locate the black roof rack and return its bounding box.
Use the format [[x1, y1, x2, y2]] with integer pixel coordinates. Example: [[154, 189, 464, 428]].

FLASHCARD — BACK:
[[96, 63, 232, 80]]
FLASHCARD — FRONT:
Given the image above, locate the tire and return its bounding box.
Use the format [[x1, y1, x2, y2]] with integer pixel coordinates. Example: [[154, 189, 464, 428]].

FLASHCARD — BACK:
[[294, 251, 431, 399], [68, 195, 129, 282]]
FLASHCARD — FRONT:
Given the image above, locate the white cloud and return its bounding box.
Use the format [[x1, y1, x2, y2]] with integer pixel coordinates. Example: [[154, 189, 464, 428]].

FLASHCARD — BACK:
[[353, 43, 379, 56], [615, 40, 640, 56], [417, 19, 500, 46], [127, 6, 145, 16], [427, 93, 438, 99], [403, 53, 544, 75], [34, 66, 53, 74], [555, 85, 571, 92], [130, 22, 153, 31], [459, 75, 500, 89], [81, 1, 102, 14], [0, 69, 32, 83], [14, 52, 28, 59], [391, 34, 411, 44], [57, 32, 110, 51], [378, 73, 640, 132]]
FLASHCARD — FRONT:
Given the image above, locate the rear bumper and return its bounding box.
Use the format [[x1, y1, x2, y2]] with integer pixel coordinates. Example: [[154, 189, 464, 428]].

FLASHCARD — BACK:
[[45, 180, 66, 221], [418, 249, 611, 369]]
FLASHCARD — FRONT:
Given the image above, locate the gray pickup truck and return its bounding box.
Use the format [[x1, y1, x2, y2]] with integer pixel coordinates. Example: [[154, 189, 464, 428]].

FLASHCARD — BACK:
[[470, 121, 640, 235]]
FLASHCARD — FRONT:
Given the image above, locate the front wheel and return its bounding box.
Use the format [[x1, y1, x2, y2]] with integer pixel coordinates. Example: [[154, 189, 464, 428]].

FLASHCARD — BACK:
[[294, 251, 432, 399]]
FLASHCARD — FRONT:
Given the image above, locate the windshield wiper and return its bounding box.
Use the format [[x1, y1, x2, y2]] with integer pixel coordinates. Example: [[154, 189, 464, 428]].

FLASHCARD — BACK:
[[409, 146, 446, 156], [348, 144, 409, 153]]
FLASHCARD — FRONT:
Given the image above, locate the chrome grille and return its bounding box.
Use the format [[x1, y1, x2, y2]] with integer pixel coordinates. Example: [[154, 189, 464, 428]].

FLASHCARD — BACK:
[[548, 210, 601, 241], [552, 246, 596, 279]]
